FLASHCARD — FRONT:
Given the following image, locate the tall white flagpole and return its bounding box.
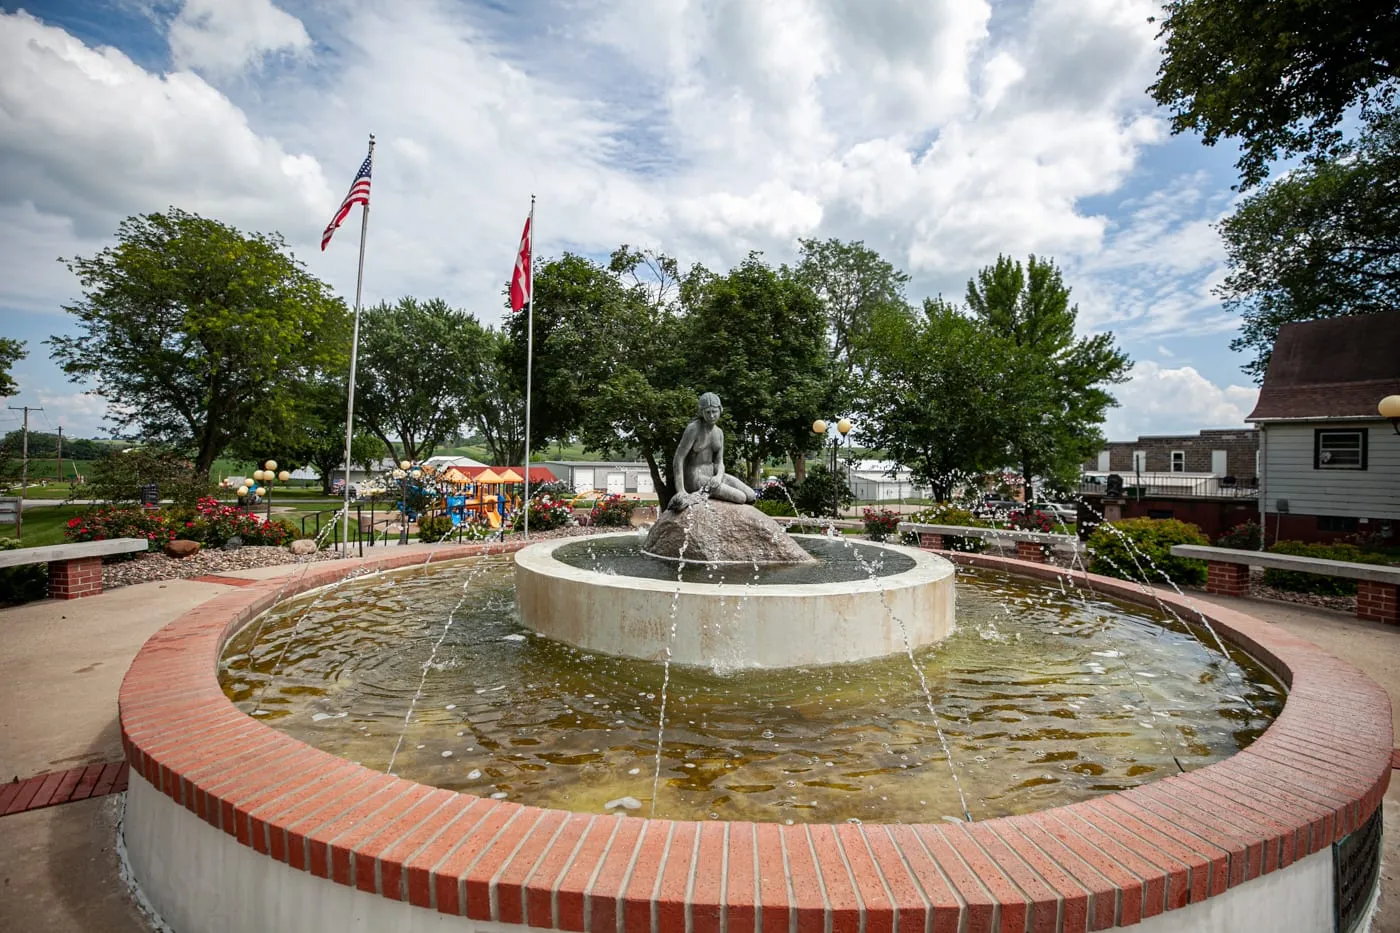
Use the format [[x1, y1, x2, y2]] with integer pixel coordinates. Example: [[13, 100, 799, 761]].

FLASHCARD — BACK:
[[522, 194, 536, 539], [340, 134, 374, 554]]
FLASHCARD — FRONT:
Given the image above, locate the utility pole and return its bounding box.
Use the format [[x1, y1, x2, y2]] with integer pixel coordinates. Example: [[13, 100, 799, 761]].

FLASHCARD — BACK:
[[56, 425, 63, 486], [7, 405, 41, 540]]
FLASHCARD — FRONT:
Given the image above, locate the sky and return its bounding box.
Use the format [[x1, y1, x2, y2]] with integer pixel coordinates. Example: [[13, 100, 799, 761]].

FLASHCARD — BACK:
[[0, 0, 1264, 444]]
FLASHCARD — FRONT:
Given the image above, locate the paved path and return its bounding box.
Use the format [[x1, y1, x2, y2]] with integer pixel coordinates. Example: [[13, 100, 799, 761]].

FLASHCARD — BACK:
[[0, 557, 1395, 931]]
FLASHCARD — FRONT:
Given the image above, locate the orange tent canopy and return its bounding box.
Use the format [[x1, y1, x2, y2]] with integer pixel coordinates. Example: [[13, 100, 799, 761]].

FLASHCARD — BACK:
[[473, 468, 505, 485], [496, 467, 524, 483]]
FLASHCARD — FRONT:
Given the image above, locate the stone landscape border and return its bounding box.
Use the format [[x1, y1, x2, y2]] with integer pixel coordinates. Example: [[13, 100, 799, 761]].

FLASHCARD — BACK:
[[119, 542, 1392, 932]]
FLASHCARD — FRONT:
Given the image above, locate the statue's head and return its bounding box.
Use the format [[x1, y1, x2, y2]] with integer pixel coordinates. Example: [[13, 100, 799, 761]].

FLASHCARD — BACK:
[[697, 392, 722, 423]]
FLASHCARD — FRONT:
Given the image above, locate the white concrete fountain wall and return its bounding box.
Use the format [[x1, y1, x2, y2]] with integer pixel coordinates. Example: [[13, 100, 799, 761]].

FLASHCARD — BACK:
[[513, 533, 955, 668]]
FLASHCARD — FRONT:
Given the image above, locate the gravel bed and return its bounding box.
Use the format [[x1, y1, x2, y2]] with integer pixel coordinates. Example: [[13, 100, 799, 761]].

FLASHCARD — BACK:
[[100, 524, 612, 591]]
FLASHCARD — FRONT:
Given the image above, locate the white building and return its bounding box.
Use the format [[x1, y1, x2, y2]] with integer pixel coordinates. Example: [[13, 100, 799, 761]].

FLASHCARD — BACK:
[[845, 460, 932, 501], [540, 461, 657, 496]]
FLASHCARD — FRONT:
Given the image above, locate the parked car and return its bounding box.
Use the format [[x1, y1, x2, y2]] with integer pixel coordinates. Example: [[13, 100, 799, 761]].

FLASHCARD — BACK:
[[972, 496, 1020, 519], [1023, 500, 1076, 523]]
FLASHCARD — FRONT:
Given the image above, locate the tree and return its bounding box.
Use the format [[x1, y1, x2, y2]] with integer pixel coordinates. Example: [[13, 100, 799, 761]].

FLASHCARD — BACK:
[[234, 378, 381, 493], [0, 338, 25, 398], [354, 298, 481, 463], [795, 238, 909, 375], [1149, 0, 1400, 189], [683, 253, 836, 485], [1218, 112, 1400, 380], [461, 323, 525, 465], [858, 300, 1014, 501], [48, 210, 350, 477], [965, 255, 1131, 492]]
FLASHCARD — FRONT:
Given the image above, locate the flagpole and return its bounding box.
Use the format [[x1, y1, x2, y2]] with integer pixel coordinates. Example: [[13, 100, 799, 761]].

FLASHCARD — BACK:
[[522, 194, 536, 540], [340, 134, 374, 554]]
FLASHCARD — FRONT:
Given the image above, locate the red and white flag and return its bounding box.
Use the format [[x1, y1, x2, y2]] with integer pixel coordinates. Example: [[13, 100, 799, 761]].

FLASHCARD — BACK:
[[509, 214, 532, 312]]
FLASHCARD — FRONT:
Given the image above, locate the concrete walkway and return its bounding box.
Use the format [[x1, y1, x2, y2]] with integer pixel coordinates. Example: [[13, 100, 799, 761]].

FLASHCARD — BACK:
[[0, 556, 1395, 931]]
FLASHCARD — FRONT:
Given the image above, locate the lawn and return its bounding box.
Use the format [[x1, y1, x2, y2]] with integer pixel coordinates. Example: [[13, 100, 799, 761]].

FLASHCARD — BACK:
[[0, 503, 87, 548]]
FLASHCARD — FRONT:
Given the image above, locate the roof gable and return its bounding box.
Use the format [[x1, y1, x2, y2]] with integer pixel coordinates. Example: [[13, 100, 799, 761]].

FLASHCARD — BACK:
[[1246, 312, 1400, 421]]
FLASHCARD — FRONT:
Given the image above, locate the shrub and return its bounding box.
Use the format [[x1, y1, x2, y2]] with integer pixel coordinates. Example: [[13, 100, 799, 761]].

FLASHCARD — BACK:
[[902, 505, 986, 552], [754, 499, 796, 517], [756, 477, 794, 504], [790, 465, 853, 518], [1086, 518, 1209, 585], [514, 495, 574, 532], [180, 497, 295, 547], [862, 507, 901, 542], [1215, 521, 1262, 551], [1008, 509, 1056, 533], [417, 514, 455, 542], [65, 506, 175, 552], [530, 480, 574, 501], [0, 538, 47, 604], [590, 494, 637, 527], [88, 448, 213, 506], [1262, 540, 1393, 595]]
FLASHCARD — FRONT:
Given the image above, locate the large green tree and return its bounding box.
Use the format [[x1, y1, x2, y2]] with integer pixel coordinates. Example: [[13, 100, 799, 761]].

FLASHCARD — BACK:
[[234, 377, 381, 493], [1149, 0, 1400, 189], [795, 238, 909, 376], [965, 255, 1131, 492], [461, 323, 526, 465], [858, 300, 1015, 501], [49, 210, 350, 477], [1218, 111, 1400, 380], [0, 338, 25, 398], [355, 297, 483, 463], [683, 253, 835, 485]]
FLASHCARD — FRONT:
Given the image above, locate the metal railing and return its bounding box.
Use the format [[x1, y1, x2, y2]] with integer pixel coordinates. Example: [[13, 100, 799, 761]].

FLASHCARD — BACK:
[[1077, 474, 1259, 499]]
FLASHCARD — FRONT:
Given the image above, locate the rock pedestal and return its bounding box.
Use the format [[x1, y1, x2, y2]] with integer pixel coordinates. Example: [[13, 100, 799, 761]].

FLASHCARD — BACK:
[[164, 540, 200, 559], [643, 501, 813, 564]]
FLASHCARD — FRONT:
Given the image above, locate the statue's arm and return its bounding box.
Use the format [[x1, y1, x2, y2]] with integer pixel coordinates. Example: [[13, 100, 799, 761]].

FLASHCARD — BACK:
[[710, 428, 726, 487], [671, 421, 699, 495]]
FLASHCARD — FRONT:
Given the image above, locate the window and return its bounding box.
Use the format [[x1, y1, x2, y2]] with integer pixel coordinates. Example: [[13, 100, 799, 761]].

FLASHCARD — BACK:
[[1314, 429, 1368, 470], [1318, 516, 1359, 533], [1131, 451, 1146, 473], [1170, 451, 1185, 472]]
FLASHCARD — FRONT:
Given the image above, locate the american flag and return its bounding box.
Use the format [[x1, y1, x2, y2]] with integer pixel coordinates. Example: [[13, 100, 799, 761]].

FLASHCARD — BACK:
[[321, 148, 372, 250]]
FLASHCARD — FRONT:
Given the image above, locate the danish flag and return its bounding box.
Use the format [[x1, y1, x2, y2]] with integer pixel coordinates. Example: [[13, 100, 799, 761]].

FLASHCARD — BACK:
[[509, 214, 532, 312]]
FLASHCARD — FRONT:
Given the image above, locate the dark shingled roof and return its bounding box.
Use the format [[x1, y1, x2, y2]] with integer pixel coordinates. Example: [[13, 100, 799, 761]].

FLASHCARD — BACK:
[[1246, 312, 1400, 421]]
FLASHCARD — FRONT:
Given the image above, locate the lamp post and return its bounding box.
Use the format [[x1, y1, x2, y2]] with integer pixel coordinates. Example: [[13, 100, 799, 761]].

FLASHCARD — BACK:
[[1380, 395, 1400, 435], [393, 459, 424, 544], [811, 417, 853, 518], [247, 460, 291, 520]]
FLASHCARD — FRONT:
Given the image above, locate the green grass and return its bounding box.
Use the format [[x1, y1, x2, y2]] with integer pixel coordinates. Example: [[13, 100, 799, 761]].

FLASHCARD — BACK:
[[0, 503, 88, 548]]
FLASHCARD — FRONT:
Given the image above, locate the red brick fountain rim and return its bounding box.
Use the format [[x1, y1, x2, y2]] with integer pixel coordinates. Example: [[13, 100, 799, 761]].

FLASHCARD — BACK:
[[119, 542, 1392, 933]]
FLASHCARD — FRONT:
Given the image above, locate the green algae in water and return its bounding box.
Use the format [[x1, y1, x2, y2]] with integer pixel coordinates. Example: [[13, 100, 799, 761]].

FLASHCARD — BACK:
[[219, 556, 1284, 824]]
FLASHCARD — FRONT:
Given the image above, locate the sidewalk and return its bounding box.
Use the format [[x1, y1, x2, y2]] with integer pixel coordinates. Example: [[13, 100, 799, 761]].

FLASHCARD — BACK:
[[0, 558, 1395, 931]]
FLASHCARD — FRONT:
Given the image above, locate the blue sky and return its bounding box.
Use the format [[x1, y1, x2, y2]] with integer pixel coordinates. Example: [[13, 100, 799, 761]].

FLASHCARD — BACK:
[[1, 0, 1263, 442]]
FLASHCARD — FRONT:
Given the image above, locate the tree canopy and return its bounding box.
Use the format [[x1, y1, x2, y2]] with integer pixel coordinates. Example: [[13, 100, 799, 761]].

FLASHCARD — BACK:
[[355, 297, 485, 463], [1218, 111, 1400, 380], [1149, 0, 1400, 189], [0, 338, 25, 398], [48, 209, 350, 477]]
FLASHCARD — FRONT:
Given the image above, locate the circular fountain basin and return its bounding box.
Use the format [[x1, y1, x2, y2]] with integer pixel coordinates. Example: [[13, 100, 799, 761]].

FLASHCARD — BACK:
[[117, 542, 1393, 933], [514, 532, 954, 668]]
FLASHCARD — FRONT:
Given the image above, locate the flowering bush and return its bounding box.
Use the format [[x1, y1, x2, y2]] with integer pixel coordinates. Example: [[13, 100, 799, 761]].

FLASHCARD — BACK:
[[187, 497, 295, 547], [65, 507, 175, 552], [862, 507, 901, 542], [514, 495, 574, 532], [1007, 509, 1056, 533], [1215, 521, 1262, 551], [590, 494, 637, 527]]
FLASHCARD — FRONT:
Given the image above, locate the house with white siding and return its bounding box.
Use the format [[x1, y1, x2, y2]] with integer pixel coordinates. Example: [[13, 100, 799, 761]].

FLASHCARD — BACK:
[[1246, 313, 1400, 543], [539, 461, 658, 497]]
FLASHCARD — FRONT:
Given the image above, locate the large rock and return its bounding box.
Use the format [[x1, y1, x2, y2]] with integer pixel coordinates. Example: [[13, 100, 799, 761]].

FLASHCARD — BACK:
[[164, 539, 200, 559], [289, 538, 318, 556], [643, 501, 814, 564]]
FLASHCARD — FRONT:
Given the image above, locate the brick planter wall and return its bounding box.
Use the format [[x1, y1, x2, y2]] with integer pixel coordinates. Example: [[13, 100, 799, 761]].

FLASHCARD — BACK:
[[48, 555, 104, 599], [1206, 561, 1251, 598], [119, 543, 1393, 933], [1015, 540, 1045, 563], [1356, 580, 1399, 625]]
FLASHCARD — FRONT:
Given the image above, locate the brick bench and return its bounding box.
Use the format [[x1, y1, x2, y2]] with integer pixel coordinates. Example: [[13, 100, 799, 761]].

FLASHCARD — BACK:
[[0, 538, 148, 599], [898, 521, 1080, 563], [1171, 544, 1400, 625]]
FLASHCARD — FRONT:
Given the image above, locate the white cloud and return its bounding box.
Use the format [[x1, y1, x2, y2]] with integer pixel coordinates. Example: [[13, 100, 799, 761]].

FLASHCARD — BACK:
[[169, 0, 311, 76], [0, 1, 1255, 436], [1104, 361, 1258, 439]]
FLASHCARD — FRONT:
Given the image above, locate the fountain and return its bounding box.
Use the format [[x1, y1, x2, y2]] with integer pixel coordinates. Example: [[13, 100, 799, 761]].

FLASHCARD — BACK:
[[116, 393, 1391, 933]]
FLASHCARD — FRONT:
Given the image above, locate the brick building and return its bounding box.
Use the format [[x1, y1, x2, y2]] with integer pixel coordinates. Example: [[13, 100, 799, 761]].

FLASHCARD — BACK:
[[1081, 429, 1259, 479]]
